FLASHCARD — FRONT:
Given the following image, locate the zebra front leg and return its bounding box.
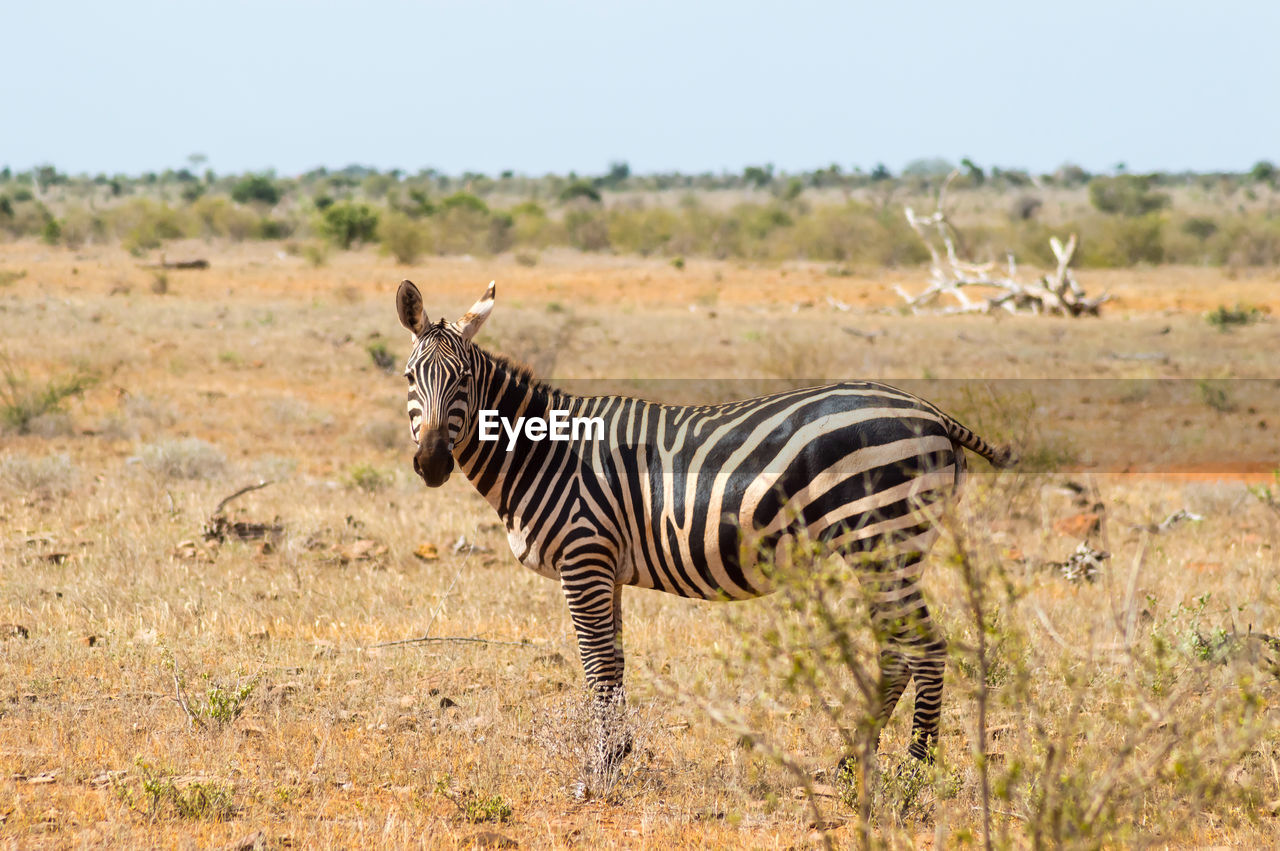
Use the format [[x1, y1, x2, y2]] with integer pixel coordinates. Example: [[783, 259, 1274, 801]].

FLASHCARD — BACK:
[[560, 568, 630, 786]]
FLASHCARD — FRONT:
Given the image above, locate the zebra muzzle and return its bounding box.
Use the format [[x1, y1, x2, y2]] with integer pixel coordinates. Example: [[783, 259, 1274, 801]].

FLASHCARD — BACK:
[[413, 431, 454, 487]]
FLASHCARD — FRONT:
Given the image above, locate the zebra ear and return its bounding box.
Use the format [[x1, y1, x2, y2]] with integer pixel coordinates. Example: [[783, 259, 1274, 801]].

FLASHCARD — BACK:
[[454, 281, 495, 341], [396, 279, 427, 336]]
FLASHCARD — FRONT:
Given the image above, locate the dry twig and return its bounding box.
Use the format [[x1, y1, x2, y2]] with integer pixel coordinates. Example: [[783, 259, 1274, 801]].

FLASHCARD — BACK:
[[896, 170, 1109, 316]]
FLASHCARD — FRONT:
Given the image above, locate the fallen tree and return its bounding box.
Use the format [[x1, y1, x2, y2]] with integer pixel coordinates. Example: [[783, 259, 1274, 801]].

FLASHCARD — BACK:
[[895, 171, 1110, 316]]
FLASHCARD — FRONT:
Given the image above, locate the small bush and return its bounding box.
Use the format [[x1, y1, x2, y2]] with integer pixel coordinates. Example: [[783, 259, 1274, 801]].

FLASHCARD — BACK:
[[559, 181, 602, 204], [41, 216, 62, 245], [191, 197, 258, 241], [434, 206, 493, 256], [1080, 214, 1166, 266], [367, 340, 396, 372], [1182, 216, 1218, 241], [0, 453, 77, 497], [136, 438, 227, 480], [318, 201, 378, 249], [434, 776, 513, 824], [300, 241, 329, 267], [256, 217, 292, 240], [462, 793, 512, 824], [0, 354, 97, 434], [1195, 379, 1236, 413], [163, 647, 260, 729], [1088, 175, 1169, 217], [121, 759, 235, 820], [1205, 303, 1263, 331], [379, 212, 430, 264], [345, 462, 392, 492], [230, 174, 280, 206], [440, 192, 489, 215]]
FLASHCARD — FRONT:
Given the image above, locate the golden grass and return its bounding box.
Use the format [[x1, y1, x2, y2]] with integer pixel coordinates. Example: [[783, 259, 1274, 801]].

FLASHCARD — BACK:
[[1, 241, 1278, 848]]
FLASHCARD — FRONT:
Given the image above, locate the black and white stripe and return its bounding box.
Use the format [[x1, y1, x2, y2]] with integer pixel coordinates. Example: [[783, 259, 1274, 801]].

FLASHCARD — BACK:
[[396, 280, 1015, 767]]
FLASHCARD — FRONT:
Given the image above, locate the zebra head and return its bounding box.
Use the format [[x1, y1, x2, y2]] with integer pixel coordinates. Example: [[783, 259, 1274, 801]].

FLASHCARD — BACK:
[[395, 279, 495, 487]]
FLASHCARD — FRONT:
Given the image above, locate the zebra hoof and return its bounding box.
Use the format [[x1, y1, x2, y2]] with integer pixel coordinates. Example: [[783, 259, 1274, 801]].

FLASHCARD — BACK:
[[605, 735, 633, 767]]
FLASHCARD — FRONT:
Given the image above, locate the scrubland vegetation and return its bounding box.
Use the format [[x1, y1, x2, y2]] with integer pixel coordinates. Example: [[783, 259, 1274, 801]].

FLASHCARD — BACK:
[[0, 239, 1277, 847], [3, 159, 1280, 270]]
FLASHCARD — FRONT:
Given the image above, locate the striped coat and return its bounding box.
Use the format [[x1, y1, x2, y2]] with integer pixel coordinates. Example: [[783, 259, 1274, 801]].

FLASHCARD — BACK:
[[397, 280, 1015, 769]]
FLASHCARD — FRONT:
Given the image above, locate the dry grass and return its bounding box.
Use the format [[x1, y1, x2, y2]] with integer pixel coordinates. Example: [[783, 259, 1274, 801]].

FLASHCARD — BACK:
[[1, 241, 1277, 847]]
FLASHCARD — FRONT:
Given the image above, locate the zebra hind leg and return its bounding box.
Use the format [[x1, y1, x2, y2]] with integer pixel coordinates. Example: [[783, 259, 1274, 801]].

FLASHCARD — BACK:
[[835, 645, 911, 786], [902, 601, 947, 763], [868, 552, 946, 763], [841, 552, 946, 770], [870, 560, 946, 762]]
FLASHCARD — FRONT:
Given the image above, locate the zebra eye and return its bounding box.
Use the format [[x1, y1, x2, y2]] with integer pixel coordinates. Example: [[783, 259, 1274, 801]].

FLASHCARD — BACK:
[[405, 374, 414, 385]]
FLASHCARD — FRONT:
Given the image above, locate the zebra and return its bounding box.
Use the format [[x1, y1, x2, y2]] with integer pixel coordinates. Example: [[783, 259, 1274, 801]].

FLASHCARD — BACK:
[[395, 279, 1016, 773]]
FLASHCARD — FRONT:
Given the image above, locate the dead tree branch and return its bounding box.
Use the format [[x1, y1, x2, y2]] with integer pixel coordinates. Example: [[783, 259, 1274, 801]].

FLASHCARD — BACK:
[[203, 480, 283, 543], [897, 170, 1110, 317]]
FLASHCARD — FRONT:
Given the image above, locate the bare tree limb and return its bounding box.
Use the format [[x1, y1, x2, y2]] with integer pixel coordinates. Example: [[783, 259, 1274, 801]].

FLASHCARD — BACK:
[[211, 480, 274, 518], [898, 184, 1108, 317]]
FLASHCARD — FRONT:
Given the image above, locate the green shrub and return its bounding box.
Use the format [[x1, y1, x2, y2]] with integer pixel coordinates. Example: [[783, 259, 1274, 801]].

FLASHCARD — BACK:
[[439, 192, 488, 214], [318, 201, 379, 249], [40, 216, 62, 245], [1205, 303, 1263, 331], [1182, 216, 1218, 241], [511, 202, 554, 247], [256, 217, 292, 240], [345, 462, 392, 492], [0, 353, 97, 435], [462, 793, 512, 824], [402, 188, 435, 217], [559, 180, 602, 203], [60, 206, 105, 249], [1207, 217, 1280, 266], [607, 205, 678, 256], [433, 205, 493, 255], [1088, 175, 1169, 216], [379, 212, 430, 264], [107, 199, 194, 254], [367, 340, 396, 372], [230, 173, 281, 206], [121, 759, 235, 820], [1080, 214, 1166, 266], [1195, 378, 1236, 412], [191, 197, 258, 240]]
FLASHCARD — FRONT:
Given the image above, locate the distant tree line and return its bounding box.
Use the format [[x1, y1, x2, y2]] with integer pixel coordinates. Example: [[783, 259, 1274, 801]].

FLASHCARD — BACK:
[[1, 158, 1277, 268]]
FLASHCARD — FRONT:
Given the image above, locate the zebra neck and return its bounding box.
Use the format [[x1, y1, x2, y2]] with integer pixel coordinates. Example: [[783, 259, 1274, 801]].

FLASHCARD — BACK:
[[454, 348, 583, 522]]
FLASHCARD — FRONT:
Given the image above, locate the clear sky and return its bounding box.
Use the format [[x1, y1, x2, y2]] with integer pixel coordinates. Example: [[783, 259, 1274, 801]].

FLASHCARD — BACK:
[[4, 1, 1277, 178]]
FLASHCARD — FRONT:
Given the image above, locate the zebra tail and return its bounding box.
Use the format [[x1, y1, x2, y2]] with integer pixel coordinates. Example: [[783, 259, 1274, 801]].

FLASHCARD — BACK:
[[943, 417, 1019, 468]]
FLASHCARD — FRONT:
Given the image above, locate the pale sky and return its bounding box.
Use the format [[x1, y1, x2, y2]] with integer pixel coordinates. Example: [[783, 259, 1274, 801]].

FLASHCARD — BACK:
[[4, 1, 1277, 178]]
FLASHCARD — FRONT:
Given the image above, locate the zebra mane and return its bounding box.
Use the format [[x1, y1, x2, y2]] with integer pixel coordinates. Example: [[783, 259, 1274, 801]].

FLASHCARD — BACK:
[[482, 348, 571, 404]]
